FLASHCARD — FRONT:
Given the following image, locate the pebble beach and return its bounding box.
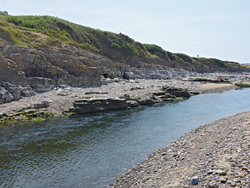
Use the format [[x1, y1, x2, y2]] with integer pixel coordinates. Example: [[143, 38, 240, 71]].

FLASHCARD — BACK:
[[113, 111, 250, 187]]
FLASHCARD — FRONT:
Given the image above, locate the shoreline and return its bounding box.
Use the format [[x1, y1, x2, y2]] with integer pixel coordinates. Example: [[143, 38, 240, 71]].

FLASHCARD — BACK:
[[0, 77, 240, 124], [0, 76, 250, 187], [112, 111, 250, 187]]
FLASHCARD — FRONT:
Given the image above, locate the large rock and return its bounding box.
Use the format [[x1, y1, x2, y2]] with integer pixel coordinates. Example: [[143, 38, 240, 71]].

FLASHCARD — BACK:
[[138, 98, 155, 105], [27, 77, 55, 92], [73, 98, 128, 114], [0, 86, 14, 104], [162, 87, 191, 98], [0, 81, 36, 103]]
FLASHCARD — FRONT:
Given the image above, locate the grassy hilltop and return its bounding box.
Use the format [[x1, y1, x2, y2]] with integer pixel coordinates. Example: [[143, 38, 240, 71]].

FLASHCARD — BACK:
[[0, 11, 247, 72]]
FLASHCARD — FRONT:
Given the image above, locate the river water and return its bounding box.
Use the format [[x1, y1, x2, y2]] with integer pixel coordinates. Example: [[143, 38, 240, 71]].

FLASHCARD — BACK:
[[1, 88, 250, 188]]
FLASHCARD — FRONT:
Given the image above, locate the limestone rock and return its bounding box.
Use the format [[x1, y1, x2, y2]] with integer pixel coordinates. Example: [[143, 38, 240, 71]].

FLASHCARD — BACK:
[[73, 97, 128, 114], [0, 86, 14, 104], [126, 100, 139, 108], [162, 87, 191, 98], [138, 98, 155, 105], [28, 77, 54, 92], [1, 45, 101, 94]]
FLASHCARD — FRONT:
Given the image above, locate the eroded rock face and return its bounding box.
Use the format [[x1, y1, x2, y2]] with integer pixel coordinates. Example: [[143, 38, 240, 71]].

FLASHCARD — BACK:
[[0, 53, 28, 85], [1, 45, 101, 88], [0, 45, 103, 103]]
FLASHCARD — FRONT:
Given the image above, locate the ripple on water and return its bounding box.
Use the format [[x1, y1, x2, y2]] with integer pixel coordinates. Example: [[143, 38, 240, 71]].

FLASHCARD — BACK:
[[0, 88, 250, 188]]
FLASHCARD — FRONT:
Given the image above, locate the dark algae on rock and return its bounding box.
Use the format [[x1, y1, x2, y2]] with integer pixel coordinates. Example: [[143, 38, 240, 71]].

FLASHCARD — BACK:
[[69, 87, 192, 115]]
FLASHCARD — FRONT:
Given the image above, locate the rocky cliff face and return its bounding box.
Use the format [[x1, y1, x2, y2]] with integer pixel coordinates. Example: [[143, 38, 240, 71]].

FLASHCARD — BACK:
[[0, 42, 105, 104], [0, 14, 249, 105], [1, 45, 101, 88]]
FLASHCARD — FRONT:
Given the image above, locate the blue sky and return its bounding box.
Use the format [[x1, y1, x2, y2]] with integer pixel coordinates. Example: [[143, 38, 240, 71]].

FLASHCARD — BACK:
[[1, 0, 250, 63]]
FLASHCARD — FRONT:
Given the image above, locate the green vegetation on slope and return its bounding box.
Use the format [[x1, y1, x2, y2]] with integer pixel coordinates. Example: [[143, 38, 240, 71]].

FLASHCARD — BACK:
[[0, 12, 247, 72], [1, 14, 150, 57]]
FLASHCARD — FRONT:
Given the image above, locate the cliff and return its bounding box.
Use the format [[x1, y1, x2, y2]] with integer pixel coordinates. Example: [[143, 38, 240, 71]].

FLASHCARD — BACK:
[[0, 12, 249, 104]]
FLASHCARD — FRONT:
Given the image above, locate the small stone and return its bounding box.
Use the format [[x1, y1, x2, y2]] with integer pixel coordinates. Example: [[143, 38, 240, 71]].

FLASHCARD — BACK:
[[242, 167, 248, 171], [219, 177, 227, 183], [142, 177, 149, 182], [161, 152, 167, 156], [179, 157, 185, 160], [237, 173, 245, 178], [208, 170, 215, 175], [216, 170, 227, 176], [230, 181, 236, 187], [233, 178, 241, 183], [191, 176, 199, 185], [208, 182, 218, 188]]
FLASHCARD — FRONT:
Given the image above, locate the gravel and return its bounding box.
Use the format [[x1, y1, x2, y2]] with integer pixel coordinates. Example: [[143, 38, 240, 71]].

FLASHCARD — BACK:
[[112, 111, 250, 187]]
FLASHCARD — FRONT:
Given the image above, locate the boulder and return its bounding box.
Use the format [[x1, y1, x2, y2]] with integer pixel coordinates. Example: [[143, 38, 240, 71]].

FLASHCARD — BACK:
[[0, 81, 36, 102], [0, 86, 14, 104]]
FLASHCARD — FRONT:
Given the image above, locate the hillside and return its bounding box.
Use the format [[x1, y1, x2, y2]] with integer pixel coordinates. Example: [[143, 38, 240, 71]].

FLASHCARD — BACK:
[[0, 12, 249, 94]]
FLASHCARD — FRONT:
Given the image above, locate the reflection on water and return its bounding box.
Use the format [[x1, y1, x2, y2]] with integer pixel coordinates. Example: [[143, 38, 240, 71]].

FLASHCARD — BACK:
[[1, 88, 250, 188]]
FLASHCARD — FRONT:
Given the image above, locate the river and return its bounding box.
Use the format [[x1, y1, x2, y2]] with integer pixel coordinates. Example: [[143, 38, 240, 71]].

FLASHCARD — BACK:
[[0, 88, 250, 188]]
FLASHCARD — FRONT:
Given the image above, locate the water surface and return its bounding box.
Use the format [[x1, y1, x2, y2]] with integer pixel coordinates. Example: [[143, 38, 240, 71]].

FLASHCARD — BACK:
[[1, 88, 250, 188]]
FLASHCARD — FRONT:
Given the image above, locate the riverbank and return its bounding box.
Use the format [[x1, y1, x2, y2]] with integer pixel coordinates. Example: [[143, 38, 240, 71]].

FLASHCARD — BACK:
[[113, 111, 250, 187], [0, 75, 241, 124]]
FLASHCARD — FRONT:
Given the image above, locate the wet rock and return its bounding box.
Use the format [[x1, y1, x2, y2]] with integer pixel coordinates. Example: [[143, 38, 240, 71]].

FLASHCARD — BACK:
[[138, 98, 155, 105], [126, 100, 139, 108], [162, 87, 191, 98], [23, 109, 37, 114], [191, 176, 199, 185], [73, 97, 128, 114], [152, 91, 166, 96]]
